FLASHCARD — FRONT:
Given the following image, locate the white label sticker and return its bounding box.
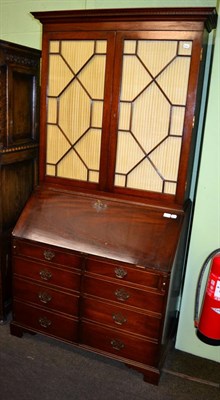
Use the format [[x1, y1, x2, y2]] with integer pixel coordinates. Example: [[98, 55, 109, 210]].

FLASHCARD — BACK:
[[214, 280, 220, 300], [163, 213, 177, 219], [211, 308, 220, 315]]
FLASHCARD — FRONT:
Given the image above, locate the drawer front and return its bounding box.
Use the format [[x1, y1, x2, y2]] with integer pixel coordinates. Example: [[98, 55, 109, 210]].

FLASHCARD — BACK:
[[13, 301, 78, 342], [13, 277, 79, 316], [86, 257, 165, 290], [81, 321, 158, 366], [13, 239, 81, 270], [82, 297, 161, 340], [83, 276, 164, 314], [13, 257, 81, 292]]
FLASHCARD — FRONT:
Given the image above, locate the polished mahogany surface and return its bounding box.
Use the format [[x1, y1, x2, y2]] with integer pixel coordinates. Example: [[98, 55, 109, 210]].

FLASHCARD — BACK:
[[12, 186, 183, 271]]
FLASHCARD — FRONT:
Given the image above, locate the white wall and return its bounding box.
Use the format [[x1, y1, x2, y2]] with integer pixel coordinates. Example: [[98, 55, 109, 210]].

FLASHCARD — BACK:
[[176, 1, 220, 363], [0, 0, 217, 48]]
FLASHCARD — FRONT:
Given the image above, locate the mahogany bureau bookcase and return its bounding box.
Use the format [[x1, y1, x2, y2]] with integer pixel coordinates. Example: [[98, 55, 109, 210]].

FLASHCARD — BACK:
[[0, 40, 41, 321], [10, 8, 217, 384]]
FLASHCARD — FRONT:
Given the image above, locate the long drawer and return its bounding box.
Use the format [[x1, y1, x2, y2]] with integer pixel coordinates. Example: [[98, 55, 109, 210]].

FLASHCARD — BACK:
[[13, 239, 82, 269], [13, 301, 78, 342], [13, 277, 79, 316], [83, 276, 165, 314], [80, 321, 159, 366], [13, 256, 81, 292], [81, 297, 161, 340], [86, 257, 167, 291]]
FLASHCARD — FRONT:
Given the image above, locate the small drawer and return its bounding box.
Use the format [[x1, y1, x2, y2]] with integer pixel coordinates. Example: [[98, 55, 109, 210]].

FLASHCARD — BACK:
[[13, 277, 79, 316], [13, 239, 81, 270], [82, 297, 161, 340], [83, 276, 164, 314], [13, 256, 81, 292], [13, 300, 78, 343], [86, 257, 166, 291], [81, 321, 158, 366]]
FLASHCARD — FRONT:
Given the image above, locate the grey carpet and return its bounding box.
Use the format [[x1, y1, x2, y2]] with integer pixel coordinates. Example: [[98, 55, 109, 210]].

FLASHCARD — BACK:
[[0, 318, 219, 400]]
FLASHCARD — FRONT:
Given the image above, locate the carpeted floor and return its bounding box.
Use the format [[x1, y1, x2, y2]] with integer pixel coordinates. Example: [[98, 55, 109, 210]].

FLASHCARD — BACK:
[[0, 318, 219, 400]]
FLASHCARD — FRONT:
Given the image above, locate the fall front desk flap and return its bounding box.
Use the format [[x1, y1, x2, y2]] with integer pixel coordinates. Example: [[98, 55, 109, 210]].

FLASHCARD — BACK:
[[12, 187, 184, 271]]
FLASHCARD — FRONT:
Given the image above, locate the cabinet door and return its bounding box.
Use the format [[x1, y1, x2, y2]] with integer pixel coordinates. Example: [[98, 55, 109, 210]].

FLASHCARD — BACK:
[[109, 30, 203, 204], [41, 31, 115, 190]]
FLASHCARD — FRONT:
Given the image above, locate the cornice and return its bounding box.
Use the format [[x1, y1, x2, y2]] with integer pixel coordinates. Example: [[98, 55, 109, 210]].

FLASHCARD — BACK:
[[32, 7, 217, 32]]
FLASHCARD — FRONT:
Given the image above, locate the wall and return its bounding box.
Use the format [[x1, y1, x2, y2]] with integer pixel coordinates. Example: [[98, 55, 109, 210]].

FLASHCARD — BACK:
[[176, 1, 220, 362], [0, 0, 219, 363], [0, 0, 218, 48]]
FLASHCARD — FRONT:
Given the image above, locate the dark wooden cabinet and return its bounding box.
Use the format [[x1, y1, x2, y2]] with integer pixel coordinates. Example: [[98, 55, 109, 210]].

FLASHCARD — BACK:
[[0, 40, 41, 321], [9, 8, 217, 384]]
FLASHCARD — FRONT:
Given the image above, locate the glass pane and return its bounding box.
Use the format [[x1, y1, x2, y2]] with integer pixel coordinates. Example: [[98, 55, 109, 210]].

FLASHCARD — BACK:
[[118, 103, 132, 131], [47, 98, 57, 124], [124, 40, 136, 54], [59, 80, 91, 144], [178, 41, 192, 56], [131, 83, 170, 152], [170, 107, 185, 136]]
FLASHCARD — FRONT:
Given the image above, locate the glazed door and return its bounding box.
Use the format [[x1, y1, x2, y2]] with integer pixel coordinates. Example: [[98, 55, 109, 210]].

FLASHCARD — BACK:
[[110, 30, 203, 204], [41, 31, 115, 190]]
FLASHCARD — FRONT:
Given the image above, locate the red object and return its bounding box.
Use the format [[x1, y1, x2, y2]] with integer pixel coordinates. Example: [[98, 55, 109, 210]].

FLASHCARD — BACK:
[[196, 255, 220, 345]]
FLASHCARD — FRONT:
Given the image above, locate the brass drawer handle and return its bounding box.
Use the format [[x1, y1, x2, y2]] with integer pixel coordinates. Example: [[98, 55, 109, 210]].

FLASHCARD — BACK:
[[38, 292, 52, 304], [43, 250, 55, 261], [112, 312, 127, 325], [115, 288, 130, 302], [110, 338, 125, 351], [114, 267, 127, 279], [38, 316, 52, 328], [39, 269, 52, 281]]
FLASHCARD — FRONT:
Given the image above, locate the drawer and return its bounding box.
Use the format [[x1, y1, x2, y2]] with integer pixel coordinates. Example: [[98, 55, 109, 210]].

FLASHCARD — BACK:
[[13, 256, 81, 292], [83, 276, 165, 314], [80, 321, 158, 366], [13, 239, 81, 270], [81, 297, 161, 340], [13, 300, 78, 343], [13, 277, 79, 316], [86, 257, 167, 291]]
